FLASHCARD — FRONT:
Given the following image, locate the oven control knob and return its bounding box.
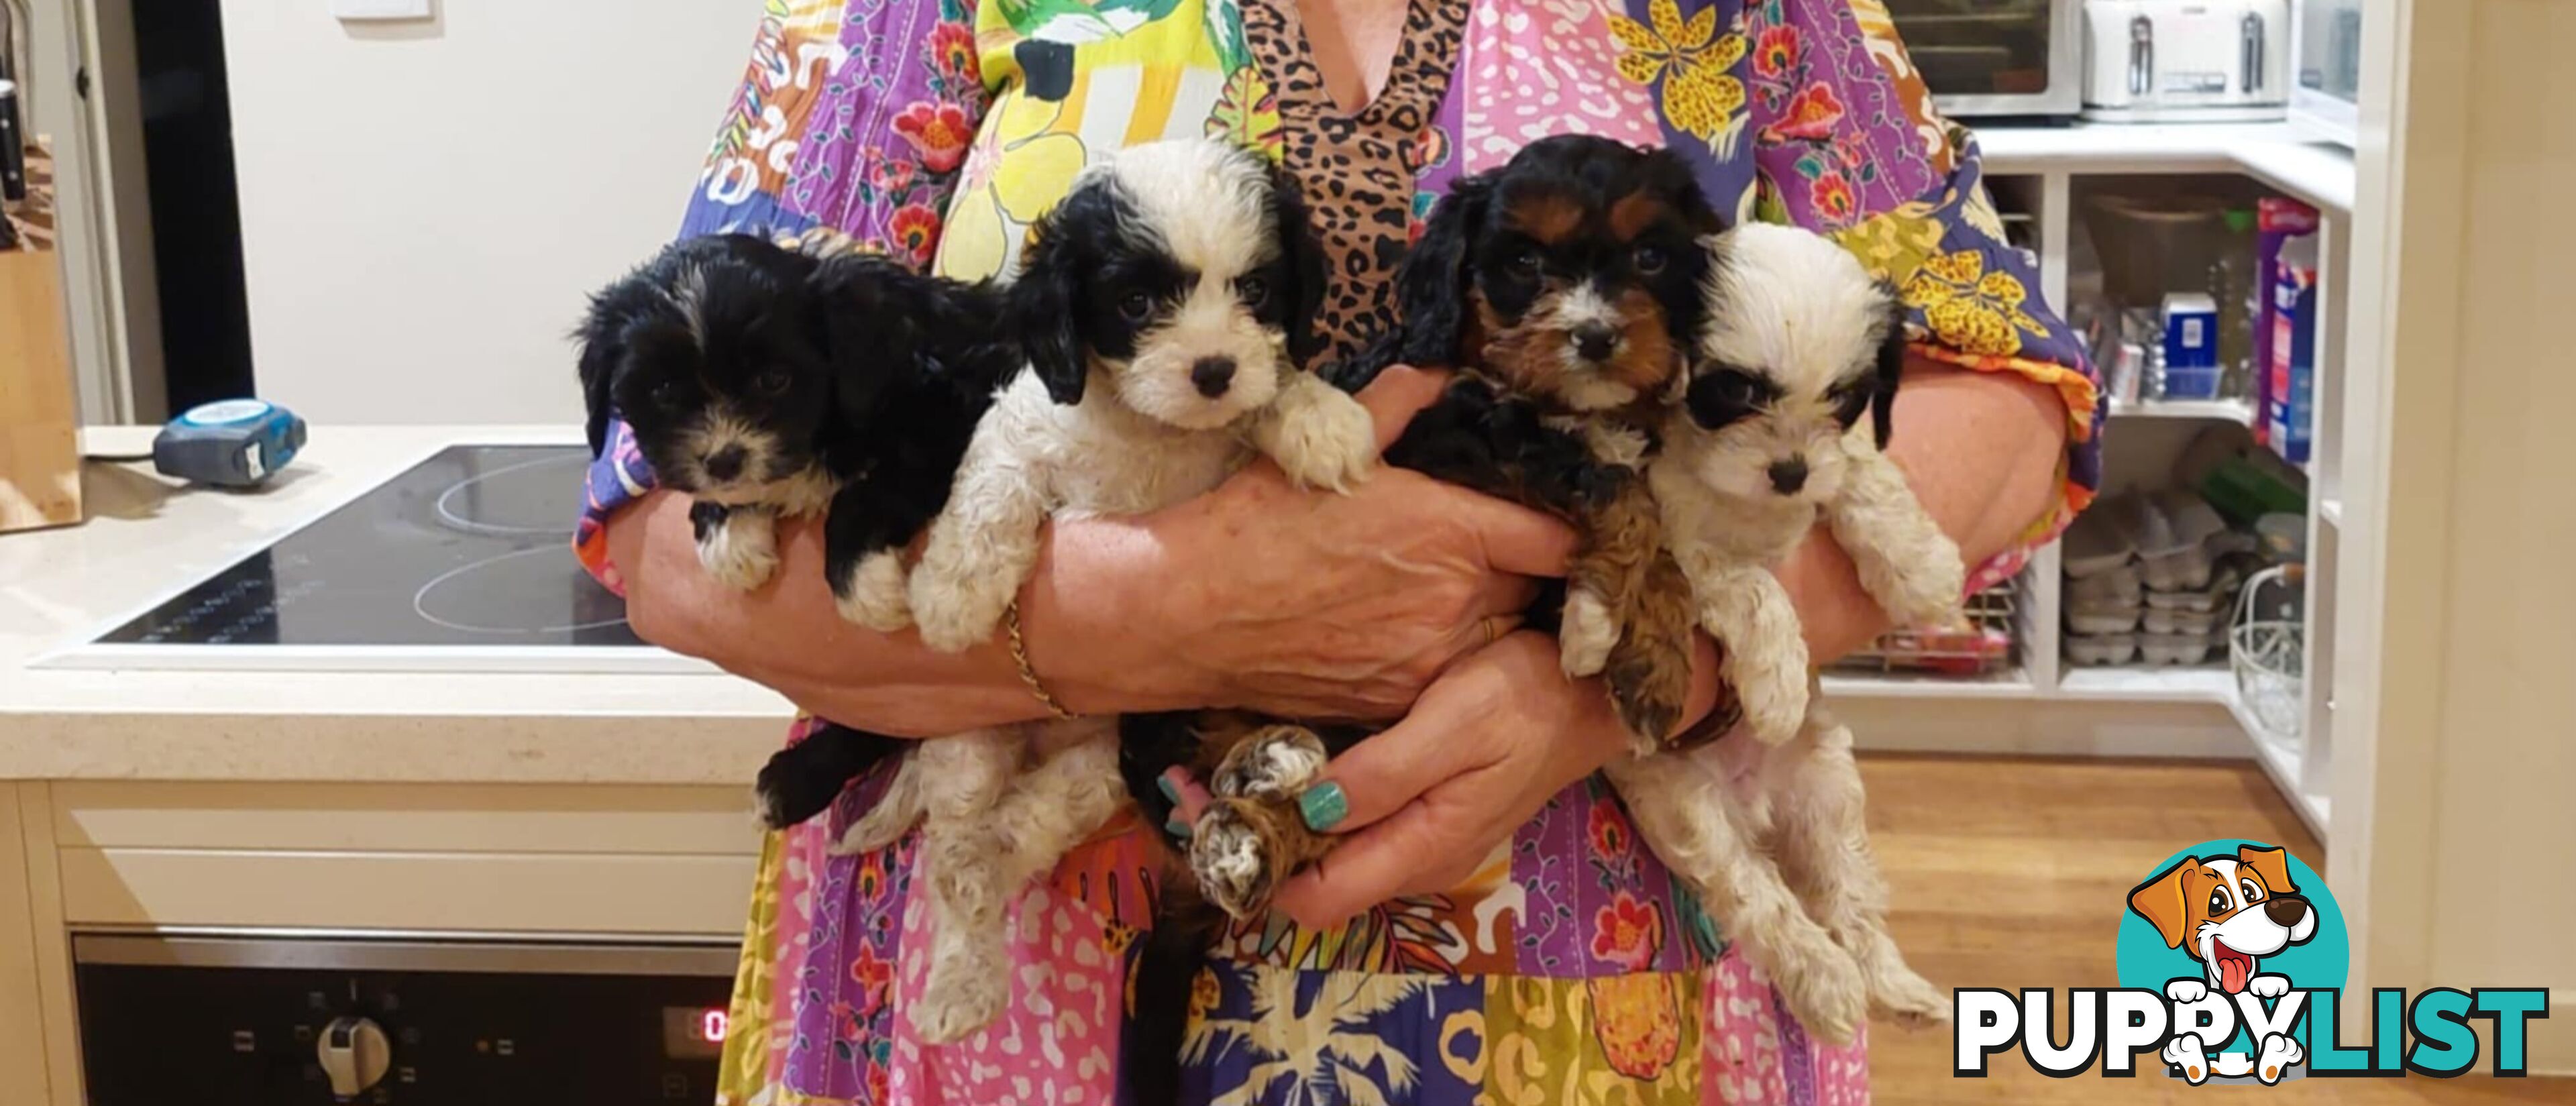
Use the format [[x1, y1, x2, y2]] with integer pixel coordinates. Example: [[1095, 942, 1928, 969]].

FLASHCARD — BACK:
[[316, 1015, 392, 1099]]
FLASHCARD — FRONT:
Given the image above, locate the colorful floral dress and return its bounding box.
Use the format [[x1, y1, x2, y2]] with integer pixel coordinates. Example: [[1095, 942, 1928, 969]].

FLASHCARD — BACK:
[[579, 1, 2103, 1103]]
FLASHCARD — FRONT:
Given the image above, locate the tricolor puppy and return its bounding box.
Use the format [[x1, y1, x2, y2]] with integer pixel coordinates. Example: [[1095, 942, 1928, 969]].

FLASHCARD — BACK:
[[1603, 223, 1962, 1045], [1368, 133, 1722, 746], [828, 137, 1373, 1046], [2129, 844, 2319, 999], [574, 232, 1016, 829]]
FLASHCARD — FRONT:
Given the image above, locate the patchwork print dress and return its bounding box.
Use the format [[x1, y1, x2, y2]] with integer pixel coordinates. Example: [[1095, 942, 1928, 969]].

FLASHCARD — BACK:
[[578, 1, 2104, 1103]]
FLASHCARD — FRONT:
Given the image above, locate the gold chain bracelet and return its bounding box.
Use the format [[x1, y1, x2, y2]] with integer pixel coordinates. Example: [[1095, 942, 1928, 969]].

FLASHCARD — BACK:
[[1004, 600, 1079, 720]]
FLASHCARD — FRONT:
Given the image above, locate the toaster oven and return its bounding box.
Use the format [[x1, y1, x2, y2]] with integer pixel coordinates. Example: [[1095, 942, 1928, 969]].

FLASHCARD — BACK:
[[1889, 0, 2084, 119]]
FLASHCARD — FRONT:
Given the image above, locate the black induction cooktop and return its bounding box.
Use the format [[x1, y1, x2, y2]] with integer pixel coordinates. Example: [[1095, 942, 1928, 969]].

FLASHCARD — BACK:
[[93, 445, 641, 650]]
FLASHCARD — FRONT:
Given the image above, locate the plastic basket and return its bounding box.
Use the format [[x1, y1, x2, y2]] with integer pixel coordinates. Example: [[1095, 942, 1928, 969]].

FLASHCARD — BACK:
[[2230, 564, 2304, 742]]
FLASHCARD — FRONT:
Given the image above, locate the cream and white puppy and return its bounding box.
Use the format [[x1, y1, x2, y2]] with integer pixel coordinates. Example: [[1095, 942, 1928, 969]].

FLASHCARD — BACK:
[[1609, 223, 1960, 1044], [839, 137, 1373, 1044]]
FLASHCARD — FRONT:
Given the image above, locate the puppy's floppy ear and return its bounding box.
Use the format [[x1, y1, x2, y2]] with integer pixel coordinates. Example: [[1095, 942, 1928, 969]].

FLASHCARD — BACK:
[[1642, 146, 1725, 234], [1394, 172, 1495, 369], [1869, 288, 1910, 451], [808, 252, 911, 423], [573, 276, 657, 457], [1008, 207, 1090, 405], [1264, 164, 1331, 366], [2235, 845, 2298, 897], [2128, 856, 2202, 950]]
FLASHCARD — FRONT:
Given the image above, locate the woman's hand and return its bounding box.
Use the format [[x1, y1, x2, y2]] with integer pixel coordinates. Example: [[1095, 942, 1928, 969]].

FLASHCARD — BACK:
[[1262, 630, 1722, 928], [1030, 367, 1577, 720]]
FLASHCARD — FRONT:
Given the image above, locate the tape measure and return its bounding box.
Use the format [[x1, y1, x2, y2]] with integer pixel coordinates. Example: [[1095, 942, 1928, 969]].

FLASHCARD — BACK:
[[152, 399, 307, 488]]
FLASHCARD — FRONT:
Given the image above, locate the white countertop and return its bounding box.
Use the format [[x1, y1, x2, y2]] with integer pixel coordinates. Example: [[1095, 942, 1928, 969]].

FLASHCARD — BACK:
[[0, 426, 792, 785]]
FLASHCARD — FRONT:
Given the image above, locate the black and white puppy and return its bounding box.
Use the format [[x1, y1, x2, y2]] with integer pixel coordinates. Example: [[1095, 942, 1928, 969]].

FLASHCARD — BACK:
[[826, 137, 1374, 1046], [574, 232, 1018, 828]]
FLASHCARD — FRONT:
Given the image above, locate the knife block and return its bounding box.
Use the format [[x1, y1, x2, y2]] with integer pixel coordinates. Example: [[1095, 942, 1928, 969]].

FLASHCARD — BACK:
[[0, 246, 82, 532]]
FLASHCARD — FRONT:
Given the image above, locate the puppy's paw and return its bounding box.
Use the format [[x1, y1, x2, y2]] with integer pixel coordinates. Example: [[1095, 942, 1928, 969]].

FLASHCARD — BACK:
[[832, 550, 914, 632], [1725, 640, 1811, 746], [2165, 978, 2209, 1005], [1558, 587, 1617, 679], [753, 757, 847, 831], [1849, 929, 1948, 1029], [1189, 801, 1279, 920], [2256, 1033, 2305, 1084], [2248, 973, 2292, 999], [697, 512, 780, 590], [1871, 541, 1967, 628], [908, 571, 1012, 654], [1266, 391, 1377, 493], [910, 966, 1009, 1044], [1765, 929, 1870, 1047], [2163, 1034, 2212, 1084], [1737, 677, 1809, 746], [1212, 726, 1329, 799]]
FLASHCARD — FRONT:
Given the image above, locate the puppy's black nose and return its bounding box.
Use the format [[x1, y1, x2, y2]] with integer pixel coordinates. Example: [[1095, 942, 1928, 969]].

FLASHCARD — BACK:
[[2264, 894, 2310, 928], [1768, 457, 1809, 494], [1191, 356, 1237, 398], [704, 446, 748, 482], [1572, 323, 1618, 362]]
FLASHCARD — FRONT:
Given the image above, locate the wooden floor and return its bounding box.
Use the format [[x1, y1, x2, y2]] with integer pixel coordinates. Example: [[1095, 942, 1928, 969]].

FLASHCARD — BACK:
[[1859, 754, 2565, 1105]]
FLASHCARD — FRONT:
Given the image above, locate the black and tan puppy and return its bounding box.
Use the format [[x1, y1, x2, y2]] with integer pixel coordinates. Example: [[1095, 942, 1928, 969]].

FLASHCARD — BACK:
[[1361, 133, 1722, 745]]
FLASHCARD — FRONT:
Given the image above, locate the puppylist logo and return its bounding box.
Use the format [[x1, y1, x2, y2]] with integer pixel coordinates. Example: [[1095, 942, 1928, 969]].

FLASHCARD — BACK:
[[1954, 838, 2550, 1085]]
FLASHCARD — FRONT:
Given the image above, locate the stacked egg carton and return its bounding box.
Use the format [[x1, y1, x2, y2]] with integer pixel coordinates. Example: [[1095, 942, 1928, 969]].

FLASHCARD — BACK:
[[2061, 491, 2253, 666]]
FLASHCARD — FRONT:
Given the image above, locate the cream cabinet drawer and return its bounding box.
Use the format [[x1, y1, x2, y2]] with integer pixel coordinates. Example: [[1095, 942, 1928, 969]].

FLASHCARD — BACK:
[[58, 848, 757, 936], [50, 782, 761, 856]]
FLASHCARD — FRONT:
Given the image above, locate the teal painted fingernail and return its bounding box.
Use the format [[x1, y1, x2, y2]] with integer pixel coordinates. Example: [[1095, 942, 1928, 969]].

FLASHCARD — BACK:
[[1299, 782, 1348, 832], [1165, 818, 1192, 840], [1156, 775, 1179, 804]]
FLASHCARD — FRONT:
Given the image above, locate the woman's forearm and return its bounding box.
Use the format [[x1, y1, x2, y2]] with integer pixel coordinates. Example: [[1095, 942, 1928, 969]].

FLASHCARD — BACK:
[[606, 489, 1148, 736], [1778, 358, 2073, 663]]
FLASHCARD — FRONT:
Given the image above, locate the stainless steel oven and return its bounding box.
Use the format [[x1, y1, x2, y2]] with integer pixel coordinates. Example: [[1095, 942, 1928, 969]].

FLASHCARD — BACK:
[[1888, 0, 2084, 119], [72, 932, 738, 1105]]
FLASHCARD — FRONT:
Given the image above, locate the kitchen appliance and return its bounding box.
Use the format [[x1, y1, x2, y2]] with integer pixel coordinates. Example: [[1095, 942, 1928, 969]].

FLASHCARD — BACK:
[[2288, 0, 2361, 146], [73, 932, 735, 1105], [39, 443, 708, 673], [2082, 0, 2291, 123], [1888, 0, 2083, 119]]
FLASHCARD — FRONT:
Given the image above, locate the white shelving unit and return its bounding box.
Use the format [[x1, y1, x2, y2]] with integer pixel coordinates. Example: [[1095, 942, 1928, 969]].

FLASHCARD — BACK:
[[1841, 123, 2353, 846]]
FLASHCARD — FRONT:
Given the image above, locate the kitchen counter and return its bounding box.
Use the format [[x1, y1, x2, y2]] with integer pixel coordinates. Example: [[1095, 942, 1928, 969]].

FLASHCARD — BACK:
[[0, 425, 791, 785]]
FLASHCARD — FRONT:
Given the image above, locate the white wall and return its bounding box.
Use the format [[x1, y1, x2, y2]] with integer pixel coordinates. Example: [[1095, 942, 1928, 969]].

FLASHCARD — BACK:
[[2341, 0, 2576, 1075], [217, 0, 765, 425]]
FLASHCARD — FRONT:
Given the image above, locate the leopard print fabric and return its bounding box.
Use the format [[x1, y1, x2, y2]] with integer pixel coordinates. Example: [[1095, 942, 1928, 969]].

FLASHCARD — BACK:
[[1244, 0, 1467, 368]]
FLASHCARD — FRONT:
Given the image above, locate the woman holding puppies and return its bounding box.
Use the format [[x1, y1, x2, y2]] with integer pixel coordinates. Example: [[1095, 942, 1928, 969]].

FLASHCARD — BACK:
[[584, 0, 2102, 1101]]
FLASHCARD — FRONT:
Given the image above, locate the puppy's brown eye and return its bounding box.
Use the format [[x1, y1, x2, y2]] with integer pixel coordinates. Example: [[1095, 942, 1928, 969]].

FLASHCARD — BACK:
[[1685, 369, 1768, 430], [2210, 889, 2230, 914], [2241, 880, 2263, 904], [1831, 385, 1871, 427], [752, 370, 794, 396], [1238, 276, 1270, 309], [1633, 244, 1668, 274], [1509, 247, 1541, 274], [1118, 291, 1155, 322], [651, 381, 684, 409]]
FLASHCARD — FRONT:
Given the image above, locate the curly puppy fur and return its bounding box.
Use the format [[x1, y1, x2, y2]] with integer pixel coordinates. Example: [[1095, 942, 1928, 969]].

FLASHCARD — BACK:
[[856, 138, 1373, 1046], [573, 233, 1016, 831], [1619, 223, 1961, 1042], [1365, 134, 1720, 747]]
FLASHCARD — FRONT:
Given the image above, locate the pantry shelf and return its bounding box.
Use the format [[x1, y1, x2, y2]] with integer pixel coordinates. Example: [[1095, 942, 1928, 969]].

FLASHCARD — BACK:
[[1821, 671, 2037, 700], [2105, 396, 2256, 422], [2056, 665, 2237, 702]]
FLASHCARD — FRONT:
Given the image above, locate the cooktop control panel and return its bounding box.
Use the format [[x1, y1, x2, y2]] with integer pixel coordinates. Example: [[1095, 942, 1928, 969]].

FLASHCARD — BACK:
[[74, 938, 732, 1105]]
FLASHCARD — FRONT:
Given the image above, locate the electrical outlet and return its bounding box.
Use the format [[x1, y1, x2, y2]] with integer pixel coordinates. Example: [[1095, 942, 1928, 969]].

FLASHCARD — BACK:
[[331, 0, 433, 20]]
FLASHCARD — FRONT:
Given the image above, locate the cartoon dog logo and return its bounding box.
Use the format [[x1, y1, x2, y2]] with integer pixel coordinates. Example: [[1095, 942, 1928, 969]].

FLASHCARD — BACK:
[[2128, 844, 2319, 1083]]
